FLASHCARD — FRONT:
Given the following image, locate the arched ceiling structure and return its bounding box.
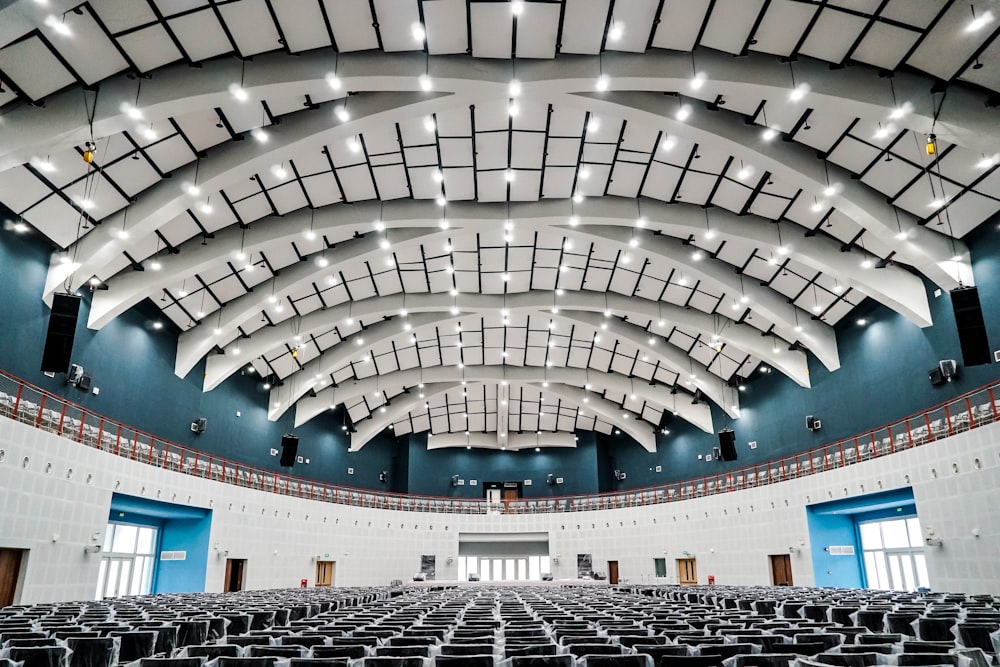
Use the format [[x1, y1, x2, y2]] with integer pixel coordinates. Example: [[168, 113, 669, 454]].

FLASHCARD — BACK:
[[1, 0, 999, 452]]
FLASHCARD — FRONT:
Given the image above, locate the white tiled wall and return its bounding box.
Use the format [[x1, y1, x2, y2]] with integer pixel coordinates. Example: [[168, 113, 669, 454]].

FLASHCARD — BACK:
[[1, 413, 998, 604]]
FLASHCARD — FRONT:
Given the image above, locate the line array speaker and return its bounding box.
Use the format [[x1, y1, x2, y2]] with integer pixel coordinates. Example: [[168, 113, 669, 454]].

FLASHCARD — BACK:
[[41, 293, 81, 374], [718, 429, 738, 461], [279, 435, 299, 467], [951, 287, 991, 367]]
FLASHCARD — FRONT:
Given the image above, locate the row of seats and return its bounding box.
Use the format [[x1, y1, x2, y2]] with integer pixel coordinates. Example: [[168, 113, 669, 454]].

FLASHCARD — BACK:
[[1, 585, 999, 667]]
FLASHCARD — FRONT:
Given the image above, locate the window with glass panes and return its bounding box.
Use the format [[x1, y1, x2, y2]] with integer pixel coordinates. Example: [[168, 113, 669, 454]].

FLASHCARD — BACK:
[[95, 523, 157, 600], [457, 556, 550, 581], [859, 516, 930, 591]]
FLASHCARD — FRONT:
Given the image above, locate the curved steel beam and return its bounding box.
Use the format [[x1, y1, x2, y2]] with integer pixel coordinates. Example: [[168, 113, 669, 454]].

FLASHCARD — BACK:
[[5, 49, 996, 173], [350, 378, 661, 452], [171, 198, 927, 380], [232, 300, 737, 420], [293, 364, 715, 448], [45, 90, 465, 305], [569, 90, 968, 290]]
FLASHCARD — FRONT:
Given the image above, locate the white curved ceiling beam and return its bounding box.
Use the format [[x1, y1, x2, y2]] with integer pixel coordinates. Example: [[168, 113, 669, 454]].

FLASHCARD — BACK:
[[349, 378, 661, 453], [262, 289, 800, 419], [293, 364, 714, 448], [562, 224, 839, 371], [169, 198, 927, 377], [425, 432, 579, 451], [5, 49, 996, 173], [569, 90, 969, 290], [241, 300, 737, 422], [168, 227, 448, 374], [45, 90, 465, 304]]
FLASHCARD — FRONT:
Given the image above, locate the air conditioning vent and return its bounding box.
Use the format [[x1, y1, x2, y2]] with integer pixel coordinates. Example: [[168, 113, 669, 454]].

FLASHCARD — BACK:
[[828, 545, 855, 556], [160, 550, 187, 561]]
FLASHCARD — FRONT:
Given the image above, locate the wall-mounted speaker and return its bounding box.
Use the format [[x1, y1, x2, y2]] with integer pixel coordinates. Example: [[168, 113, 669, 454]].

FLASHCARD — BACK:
[[718, 429, 737, 461], [806, 415, 822, 431], [191, 417, 207, 434], [41, 293, 81, 374], [279, 435, 299, 467], [951, 287, 991, 367]]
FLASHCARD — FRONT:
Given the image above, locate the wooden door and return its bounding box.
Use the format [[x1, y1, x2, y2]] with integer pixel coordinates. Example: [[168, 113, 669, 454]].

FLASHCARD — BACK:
[[677, 557, 698, 585], [315, 561, 335, 587], [769, 554, 793, 586], [224, 558, 246, 592], [0, 549, 24, 606], [607, 561, 619, 585], [503, 488, 518, 513]]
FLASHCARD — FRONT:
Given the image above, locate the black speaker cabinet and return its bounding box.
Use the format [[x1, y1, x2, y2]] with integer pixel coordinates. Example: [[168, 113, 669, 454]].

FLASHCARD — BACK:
[[718, 429, 738, 461], [951, 287, 991, 367], [279, 435, 299, 467], [41, 293, 81, 374]]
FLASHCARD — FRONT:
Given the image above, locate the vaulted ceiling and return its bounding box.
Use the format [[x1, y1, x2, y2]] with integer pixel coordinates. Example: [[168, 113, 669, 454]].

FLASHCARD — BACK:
[[1, 0, 998, 452]]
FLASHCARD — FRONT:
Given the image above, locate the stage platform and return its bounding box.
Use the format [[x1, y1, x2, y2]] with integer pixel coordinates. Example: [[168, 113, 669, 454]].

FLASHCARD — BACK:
[[404, 578, 610, 588]]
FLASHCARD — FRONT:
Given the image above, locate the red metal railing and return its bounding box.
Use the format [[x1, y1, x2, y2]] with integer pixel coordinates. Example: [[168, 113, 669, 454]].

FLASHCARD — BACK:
[[1, 370, 998, 514]]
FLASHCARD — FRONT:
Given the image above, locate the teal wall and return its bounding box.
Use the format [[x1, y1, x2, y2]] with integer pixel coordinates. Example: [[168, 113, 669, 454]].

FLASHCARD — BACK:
[[805, 487, 916, 589], [109, 493, 212, 594], [0, 225, 402, 491], [1, 208, 999, 496], [406, 431, 600, 497]]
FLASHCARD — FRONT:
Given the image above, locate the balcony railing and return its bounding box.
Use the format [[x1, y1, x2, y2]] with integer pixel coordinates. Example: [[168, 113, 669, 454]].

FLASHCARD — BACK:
[[1, 370, 997, 514]]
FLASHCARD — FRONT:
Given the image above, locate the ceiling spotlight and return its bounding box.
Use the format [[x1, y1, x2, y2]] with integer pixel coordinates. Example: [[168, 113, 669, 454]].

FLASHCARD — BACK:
[[152, 321, 163, 330], [116, 229, 129, 240], [690, 72, 707, 90], [823, 185, 837, 197], [419, 74, 433, 91], [736, 165, 753, 180], [789, 83, 809, 102], [856, 318, 868, 326], [675, 104, 692, 121], [595, 74, 610, 91], [966, 10, 994, 32], [572, 192, 584, 204], [271, 164, 288, 179], [44, 14, 71, 36], [861, 259, 873, 269], [326, 74, 342, 90], [609, 21, 624, 41], [379, 239, 390, 250], [504, 169, 515, 182], [509, 79, 522, 97], [250, 128, 268, 143], [976, 154, 1000, 169], [579, 166, 591, 180], [889, 102, 913, 120], [423, 116, 436, 133], [511, 0, 524, 15], [198, 201, 213, 214], [761, 127, 778, 141], [436, 195, 447, 207], [335, 106, 350, 122], [78, 198, 95, 210], [568, 215, 579, 226], [439, 218, 450, 230], [691, 251, 704, 261], [661, 136, 676, 152], [346, 136, 361, 153], [316, 256, 330, 268], [141, 126, 157, 140], [508, 101, 520, 117], [432, 169, 444, 183], [411, 22, 425, 41], [150, 260, 162, 271], [228, 83, 248, 102], [811, 200, 824, 213]]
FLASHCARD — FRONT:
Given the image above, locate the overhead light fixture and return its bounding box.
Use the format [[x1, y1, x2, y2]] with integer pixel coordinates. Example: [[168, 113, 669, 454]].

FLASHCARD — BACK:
[[508, 101, 520, 117], [609, 21, 624, 41], [419, 74, 433, 91], [346, 136, 361, 153], [789, 83, 809, 102], [595, 74, 610, 91], [690, 72, 706, 90], [44, 14, 71, 36], [423, 116, 436, 133], [761, 127, 778, 141], [251, 128, 268, 143], [335, 106, 350, 122], [326, 74, 342, 90], [271, 164, 288, 179], [966, 9, 993, 32], [509, 79, 521, 97], [675, 105, 692, 121], [411, 22, 425, 41], [228, 83, 248, 102], [512, 0, 524, 15]]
